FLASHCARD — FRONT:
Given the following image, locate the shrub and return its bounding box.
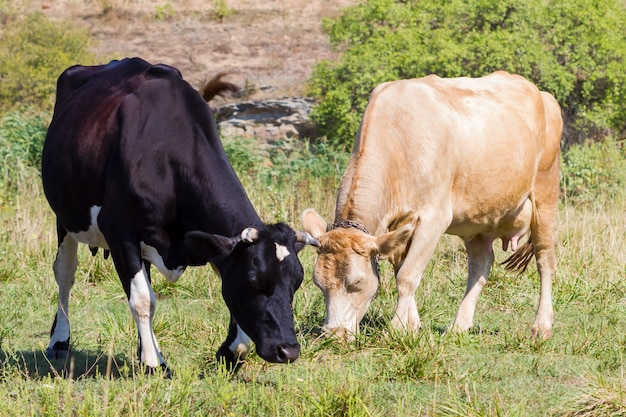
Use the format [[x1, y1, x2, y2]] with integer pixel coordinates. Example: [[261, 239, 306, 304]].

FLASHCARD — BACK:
[[309, 0, 626, 150], [0, 108, 48, 205], [154, 4, 176, 22], [560, 137, 626, 205], [222, 136, 348, 186], [259, 139, 348, 187], [222, 136, 265, 176], [212, 0, 235, 23], [0, 12, 97, 112]]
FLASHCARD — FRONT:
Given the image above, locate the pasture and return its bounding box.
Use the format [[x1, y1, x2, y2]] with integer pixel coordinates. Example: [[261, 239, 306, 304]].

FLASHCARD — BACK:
[[0, 139, 624, 416], [1, 1, 625, 415]]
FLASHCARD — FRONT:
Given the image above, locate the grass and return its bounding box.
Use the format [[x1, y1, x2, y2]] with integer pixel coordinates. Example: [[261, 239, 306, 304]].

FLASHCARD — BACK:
[[0, 153, 625, 416]]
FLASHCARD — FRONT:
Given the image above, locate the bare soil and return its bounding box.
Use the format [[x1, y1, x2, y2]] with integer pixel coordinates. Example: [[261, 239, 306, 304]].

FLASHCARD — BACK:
[[34, 0, 355, 102]]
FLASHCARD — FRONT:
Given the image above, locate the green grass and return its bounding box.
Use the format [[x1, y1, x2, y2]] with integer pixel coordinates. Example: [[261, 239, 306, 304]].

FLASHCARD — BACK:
[[0, 159, 625, 416]]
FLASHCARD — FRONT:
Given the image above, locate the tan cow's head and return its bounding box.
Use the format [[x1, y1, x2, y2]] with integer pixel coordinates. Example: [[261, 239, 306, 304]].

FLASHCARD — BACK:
[[302, 209, 414, 339]]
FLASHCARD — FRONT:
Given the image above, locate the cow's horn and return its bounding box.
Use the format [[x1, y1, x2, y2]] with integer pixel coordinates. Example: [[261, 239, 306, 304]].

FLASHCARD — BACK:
[[295, 230, 320, 247], [241, 228, 259, 243]]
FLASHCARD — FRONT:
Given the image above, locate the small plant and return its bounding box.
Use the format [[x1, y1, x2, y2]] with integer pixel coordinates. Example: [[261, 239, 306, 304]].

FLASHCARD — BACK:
[[212, 0, 234, 23], [154, 3, 175, 22]]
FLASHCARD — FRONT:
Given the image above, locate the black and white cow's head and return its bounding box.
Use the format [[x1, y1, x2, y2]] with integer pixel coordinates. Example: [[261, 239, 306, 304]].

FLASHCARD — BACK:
[[184, 222, 318, 367]]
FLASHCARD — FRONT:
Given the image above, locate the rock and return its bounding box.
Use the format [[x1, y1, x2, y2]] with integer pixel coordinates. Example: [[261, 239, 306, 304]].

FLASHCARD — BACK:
[[213, 97, 317, 142]]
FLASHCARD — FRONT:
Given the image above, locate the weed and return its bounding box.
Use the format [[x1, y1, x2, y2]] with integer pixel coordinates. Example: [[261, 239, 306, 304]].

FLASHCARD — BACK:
[[212, 0, 234, 23], [154, 4, 175, 22]]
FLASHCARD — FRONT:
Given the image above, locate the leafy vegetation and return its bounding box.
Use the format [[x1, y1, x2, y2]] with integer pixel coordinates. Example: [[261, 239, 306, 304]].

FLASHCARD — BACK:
[[211, 0, 235, 23], [223, 136, 348, 186], [0, 10, 96, 205], [0, 108, 48, 206], [154, 3, 176, 22], [561, 138, 626, 205], [309, 0, 626, 150], [0, 12, 97, 112]]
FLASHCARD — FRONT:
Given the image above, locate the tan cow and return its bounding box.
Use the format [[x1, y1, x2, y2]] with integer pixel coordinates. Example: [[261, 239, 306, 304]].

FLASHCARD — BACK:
[[302, 71, 562, 341]]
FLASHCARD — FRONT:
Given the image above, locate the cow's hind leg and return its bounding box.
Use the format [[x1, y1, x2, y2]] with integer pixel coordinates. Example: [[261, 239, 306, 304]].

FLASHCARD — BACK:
[[451, 235, 494, 332], [531, 239, 556, 340], [47, 228, 79, 358], [108, 241, 167, 374], [529, 177, 558, 340]]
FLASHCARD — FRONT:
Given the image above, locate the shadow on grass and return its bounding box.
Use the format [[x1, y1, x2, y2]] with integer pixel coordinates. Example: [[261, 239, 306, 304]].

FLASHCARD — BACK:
[[0, 347, 131, 380]]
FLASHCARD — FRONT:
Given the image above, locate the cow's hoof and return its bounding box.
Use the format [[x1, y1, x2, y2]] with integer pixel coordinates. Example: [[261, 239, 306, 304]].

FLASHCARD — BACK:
[[144, 363, 172, 378], [46, 341, 70, 359], [216, 345, 243, 373], [531, 326, 553, 341]]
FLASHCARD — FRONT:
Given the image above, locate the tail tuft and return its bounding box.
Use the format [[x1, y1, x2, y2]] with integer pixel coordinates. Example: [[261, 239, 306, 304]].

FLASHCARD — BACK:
[[200, 72, 240, 102], [501, 236, 534, 274]]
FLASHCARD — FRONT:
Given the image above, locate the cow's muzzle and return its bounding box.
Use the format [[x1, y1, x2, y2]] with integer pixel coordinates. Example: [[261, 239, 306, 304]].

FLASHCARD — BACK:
[[275, 342, 300, 363]]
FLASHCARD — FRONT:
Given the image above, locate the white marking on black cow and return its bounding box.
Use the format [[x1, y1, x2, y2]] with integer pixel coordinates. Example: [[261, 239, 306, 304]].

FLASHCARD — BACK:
[[129, 266, 163, 368], [275, 243, 290, 262], [47, 234, 79, 355], [66, 205, 185, 283], [140, 242, 185, 283], [228, 325, 252, 359], [69, 206, 109, 249]]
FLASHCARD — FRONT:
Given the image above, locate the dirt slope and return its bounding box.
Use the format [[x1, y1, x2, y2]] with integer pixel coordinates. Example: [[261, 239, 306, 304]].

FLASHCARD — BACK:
[[34, 0, 355, 101]]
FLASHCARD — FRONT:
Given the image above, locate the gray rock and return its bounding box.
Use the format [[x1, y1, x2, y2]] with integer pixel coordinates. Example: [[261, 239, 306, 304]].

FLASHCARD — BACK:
[[214, 97, 317, 141]]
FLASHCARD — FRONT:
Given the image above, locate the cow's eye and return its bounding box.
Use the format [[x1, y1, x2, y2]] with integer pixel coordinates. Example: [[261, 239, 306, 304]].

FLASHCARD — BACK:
[[248, 273, 261, 290], [345, 274, 363, 292]]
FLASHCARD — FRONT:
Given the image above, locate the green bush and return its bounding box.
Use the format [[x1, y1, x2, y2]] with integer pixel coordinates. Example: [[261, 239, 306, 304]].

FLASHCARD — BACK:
[[222, 136, 348, 186], [0, 12, 97, 112], [0, 108, 48, 204], [561, 138, 626, 205], [260, 139, 348, 186], [309, 0, 626, 150], [222, 136, 265, 176]]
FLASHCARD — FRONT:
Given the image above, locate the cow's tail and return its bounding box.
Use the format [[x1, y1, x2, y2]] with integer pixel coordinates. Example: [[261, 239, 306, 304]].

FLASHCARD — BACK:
[[200, 73, 240, 102], [501, 236, 534, 274], [501, 191, 539, 274]]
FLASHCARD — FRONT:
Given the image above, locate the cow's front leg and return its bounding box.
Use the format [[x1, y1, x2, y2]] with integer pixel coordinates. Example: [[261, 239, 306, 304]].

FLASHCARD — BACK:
[[216, 319, 251, 372], [129, 263, 165, 372], [109, 241, 166, 373], [451, 235, 494, 332], [47, 230, 79, 359], [392, 219, 447, 331]]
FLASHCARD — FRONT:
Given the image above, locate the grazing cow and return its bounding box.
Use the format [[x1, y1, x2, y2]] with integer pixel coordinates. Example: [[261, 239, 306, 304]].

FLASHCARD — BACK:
[[302, 71, 561, 341], [42, 57, 319, 373]]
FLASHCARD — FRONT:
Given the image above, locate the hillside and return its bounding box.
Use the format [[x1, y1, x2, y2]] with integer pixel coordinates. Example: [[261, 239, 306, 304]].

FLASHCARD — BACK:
[[33, 0, 356, 101]]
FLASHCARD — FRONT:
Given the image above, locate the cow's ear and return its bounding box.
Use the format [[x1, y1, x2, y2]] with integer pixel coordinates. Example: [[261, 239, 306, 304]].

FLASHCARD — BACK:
[[301, 208, 327, 238], [184, 231, 240, 264], [374, 223, 414, 260]]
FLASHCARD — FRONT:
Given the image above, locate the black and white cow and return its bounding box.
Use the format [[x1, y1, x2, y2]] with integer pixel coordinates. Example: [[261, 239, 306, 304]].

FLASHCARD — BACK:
[[41, 57, 319, 372]]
